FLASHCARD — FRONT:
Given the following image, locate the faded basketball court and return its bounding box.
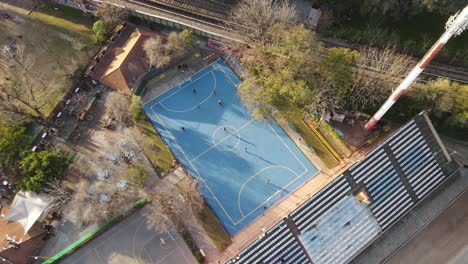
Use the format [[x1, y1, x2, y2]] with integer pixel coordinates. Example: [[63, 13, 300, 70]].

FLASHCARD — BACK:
[[61, 208, 196, 264]]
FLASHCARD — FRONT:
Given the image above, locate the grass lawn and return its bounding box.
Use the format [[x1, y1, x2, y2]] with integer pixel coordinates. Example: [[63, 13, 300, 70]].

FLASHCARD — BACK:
[[329, 11, 468, 66], [276, 103, 339, 169], [318, 120, 352, 157], [134, 119, 174, 174], [29, 3, 95, 41], [197, 205, 232, 252]]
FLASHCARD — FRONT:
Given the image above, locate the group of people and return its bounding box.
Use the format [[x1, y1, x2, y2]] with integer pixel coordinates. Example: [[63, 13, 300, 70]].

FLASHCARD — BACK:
[[190, 87, 223, 110], [177, 64, 188, 73]]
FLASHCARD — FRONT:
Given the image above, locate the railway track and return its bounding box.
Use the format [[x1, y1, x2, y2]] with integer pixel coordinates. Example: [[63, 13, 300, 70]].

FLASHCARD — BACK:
[[118, 0, 468, 84], [319, 37, 468, 84]]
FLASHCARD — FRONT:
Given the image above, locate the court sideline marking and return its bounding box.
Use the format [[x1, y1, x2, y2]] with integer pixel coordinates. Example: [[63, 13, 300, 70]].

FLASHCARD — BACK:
[[158, 71, 217, 113], [145, 62, 315, 227]]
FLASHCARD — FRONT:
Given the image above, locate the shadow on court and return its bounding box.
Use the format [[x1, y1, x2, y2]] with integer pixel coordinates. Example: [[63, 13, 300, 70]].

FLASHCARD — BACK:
[[61, 207, 197, 264]]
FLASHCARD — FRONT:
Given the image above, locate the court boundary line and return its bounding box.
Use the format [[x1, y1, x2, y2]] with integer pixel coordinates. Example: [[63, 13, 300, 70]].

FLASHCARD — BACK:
[[237, 165, 305, 217], [158, 71, 217, 113], [211, 125, 241, 152], [145, 60, 315, 228], [145, 63, 222, 106]]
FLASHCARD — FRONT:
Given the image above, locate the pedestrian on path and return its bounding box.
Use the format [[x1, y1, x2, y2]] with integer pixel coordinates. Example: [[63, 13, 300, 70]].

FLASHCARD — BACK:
[[193, 88, 196, 94], [181, 127, 185, 131], [218, 99, 222, 106], [223, 126, 227, 132], [244, 147, 247, 152]]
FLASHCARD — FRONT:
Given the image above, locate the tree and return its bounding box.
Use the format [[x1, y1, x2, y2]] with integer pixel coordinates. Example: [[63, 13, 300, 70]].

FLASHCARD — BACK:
[[165, 30, 195, 56], [238, 23, 321, 119], [106, 91, 130, 124], [130, 95, 145, 121], [96, 3, 128, 26], [93, 20, 111, 44], [166, 32, 186, 55], [419, 0, 466, 14], [0, 44, 60, 122], [18, 151, 68, 192], [43, 179, 71, 215], [180, 29, 195, 49], [143, 178, 204, 233], [318, 47, 359, 97], [348, 46, 412, 111], [143, 36, 170, 69], [411, 79, 468, 127], [0, 125, 29, 182], [228, 0, 297, 41], [67, 180, 142, 226]]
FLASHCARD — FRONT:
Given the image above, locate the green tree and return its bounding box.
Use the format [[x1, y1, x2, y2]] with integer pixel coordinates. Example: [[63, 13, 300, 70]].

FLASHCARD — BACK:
[[180, 29, 195, 49], [238, 23, 321, 119], [130, 95, 145, 121], [92, 20, 111, 44], [318, 47, 359, 97], [412, 79, 468, 127], [19, 151, 68, 192], [0, 125, 29, 180]]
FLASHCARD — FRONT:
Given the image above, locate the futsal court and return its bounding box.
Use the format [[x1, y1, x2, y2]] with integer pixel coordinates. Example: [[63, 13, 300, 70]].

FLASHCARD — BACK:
[[144, 60, 317, 235]]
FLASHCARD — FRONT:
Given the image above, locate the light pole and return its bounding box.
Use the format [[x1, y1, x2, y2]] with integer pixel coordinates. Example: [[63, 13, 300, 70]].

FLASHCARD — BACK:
[[364, 5, 468, 131]]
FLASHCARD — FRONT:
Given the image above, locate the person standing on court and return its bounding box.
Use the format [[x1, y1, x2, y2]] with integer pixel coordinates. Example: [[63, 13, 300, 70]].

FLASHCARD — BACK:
[[193, 88, 196, 94], [218, 99, 222, 106]]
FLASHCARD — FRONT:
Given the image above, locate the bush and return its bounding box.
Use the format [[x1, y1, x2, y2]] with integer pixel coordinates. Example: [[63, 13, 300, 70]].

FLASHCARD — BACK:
[[19, 151, 68, 192], [180, 29, 195, 49], [130, 95, 145, 121], [92, 20, 111, 44]]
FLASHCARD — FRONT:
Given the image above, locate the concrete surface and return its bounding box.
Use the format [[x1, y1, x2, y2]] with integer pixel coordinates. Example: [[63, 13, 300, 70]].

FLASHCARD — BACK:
[[351, 166, 467, 264], [384, 188, 468, 264], [61, 208, 197, 264]]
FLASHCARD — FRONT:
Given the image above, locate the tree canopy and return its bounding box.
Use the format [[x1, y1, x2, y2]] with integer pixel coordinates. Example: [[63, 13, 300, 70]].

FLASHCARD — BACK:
[[238, 23, 321, 119], [412, 79, 468, 127], [0, 125, 29, 181], [143, 36, 170, 69], [18, 151, 68, 192], [228, 0, 297, 41], [96, 4, 128, 26], [130, 95, 145, 121], [320, 0, 466, 18], [92, 20, 111, 44]]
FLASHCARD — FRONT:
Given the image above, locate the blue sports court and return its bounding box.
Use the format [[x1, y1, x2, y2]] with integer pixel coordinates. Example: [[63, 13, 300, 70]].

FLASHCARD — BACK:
[[144, 60, 317, 235]]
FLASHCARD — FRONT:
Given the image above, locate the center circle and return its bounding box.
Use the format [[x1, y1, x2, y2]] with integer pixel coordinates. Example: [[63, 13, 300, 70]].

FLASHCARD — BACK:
[[211, 125, 241, 151]]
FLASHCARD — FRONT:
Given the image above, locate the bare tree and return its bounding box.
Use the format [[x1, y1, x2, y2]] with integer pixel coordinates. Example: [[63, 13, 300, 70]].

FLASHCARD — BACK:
[[143, 36, 170, 69], [307, 78, 343, 118], [106, 91, 130, 124], [165, 32, 186, 55], [96, 3, 128, 26], [228, 0, 297, 41], [347, 46, 413, 111], [0, 44, 60, 122], [67, 180, 142, 226], [142, 178, 205, 233], [43, 179, 71, 215]]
